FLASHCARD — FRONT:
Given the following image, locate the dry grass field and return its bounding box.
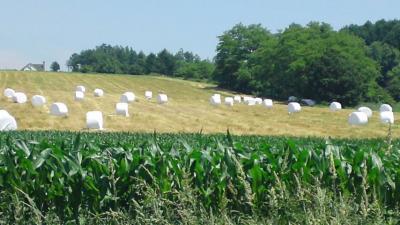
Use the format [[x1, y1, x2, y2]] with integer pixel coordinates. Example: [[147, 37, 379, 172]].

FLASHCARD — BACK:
[[0, 71, 398, 138]]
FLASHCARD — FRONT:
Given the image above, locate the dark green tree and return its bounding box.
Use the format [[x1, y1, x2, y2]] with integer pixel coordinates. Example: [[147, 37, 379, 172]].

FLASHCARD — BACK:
[[213, 23, 273, 92], [50, 61, 60, 72]]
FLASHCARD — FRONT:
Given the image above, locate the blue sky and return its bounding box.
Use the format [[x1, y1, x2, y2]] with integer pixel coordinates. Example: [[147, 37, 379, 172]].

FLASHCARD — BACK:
[[0, 0, 399, 70]]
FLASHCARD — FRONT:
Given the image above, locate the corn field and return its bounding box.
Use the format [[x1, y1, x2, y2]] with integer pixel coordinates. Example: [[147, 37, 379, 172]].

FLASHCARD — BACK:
[[0, 131, 399, 224]]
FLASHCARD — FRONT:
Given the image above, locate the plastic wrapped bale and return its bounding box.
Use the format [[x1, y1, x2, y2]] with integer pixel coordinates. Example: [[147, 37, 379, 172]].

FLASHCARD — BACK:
[[75, 91, 84, 101], [50, 103, 68, 117], [3, 88, 15, 98], [31, 95, 46, 107], [210, 95, 221, 105], [86, 111, 103, 130], [120, 92, 135, 103], [145, 91, 152, 100], [157, 94, 168, 104], [94, 88, 104, 97], [348, 112, 368, 125], [379, 104, 392, 112], [76, 85, 86, 93], [357, 106, 372, 118], [224, 97, 234, 106], [380, 111, 394, 124], [263, 99, 273, 109], [116, 102, 129, 117], [329, 102, 342, 111], [0, 110, 17, 131], [234, 95, 241, 103], [288, 102, 301, 113], [254, 98, 262, 104], [245, 98, 256, 106], [243, 96, 252, 103], [12, 92, 27, 104], [243, 97, 255, 105]]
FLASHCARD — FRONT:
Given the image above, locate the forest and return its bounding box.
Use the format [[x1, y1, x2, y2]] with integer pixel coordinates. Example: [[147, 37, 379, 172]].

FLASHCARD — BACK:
[[67, 19, 400, 106]]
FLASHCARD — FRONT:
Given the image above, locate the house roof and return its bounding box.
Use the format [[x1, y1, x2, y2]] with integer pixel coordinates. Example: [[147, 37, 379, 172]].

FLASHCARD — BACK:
[[21, 63, 45, 71]]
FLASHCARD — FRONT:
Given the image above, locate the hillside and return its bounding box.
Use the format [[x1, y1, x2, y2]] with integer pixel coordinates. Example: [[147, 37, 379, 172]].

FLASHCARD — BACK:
[[0, 71, 398, 138]]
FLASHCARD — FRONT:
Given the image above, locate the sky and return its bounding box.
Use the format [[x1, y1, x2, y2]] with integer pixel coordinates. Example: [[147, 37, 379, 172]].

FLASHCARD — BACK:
[[0, 0, 399, 71]]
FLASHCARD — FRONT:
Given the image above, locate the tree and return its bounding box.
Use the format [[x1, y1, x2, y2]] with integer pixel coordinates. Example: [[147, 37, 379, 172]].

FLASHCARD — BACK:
[[50, 61, 60, 72], [368, 41, 400, 87], [213, 23, 273, 92]]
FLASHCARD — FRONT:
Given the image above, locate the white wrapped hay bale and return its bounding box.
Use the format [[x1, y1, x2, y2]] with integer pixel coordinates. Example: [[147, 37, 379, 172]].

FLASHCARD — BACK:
[[120, 92, 135, 103], [31, 95, 46, 107], [243, 96, 256, 105], [12, 92, 27, 104], [254, 97, 262, 105], [75, 91, 84, 101], [116, 102, 129, 117], [288, 102, 301, 113], [76, 85, 86, 93], [0, 110, 17, 131], [86, 111, 103, 130], [50, 103, 68, 117], [263, 99, 273, 109], [157, 94, 168, 104], [94, 88, 104, 97], [357, 107, 372, 118], [379, 104, 392, 112], [234, 95, 241, 103], [224, 97, 234, 106], [210, 94, 221, 105], [329, 102, 342, 111], [380, 111, 394, 124], [3, 88, 15, 98], [145, 91, 152, 100], [348, 112, 368, 125]]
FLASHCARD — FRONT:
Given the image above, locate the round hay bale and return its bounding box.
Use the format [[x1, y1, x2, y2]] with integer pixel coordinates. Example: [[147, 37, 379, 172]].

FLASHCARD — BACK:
[[50, 103, 68, 117], [263, 99, 273, 109], [94, 89, 104, 97], [233, 95, 241, 103], [329, 102, 342, 111], [157, 94, 168, 104], [76, 85, 86, 92], [210, 94, 221, 105], [379, 104, 392, 112], [357, 106, 372, 118], [75, 91, 84, 101], [86, 111, 103, 130], [380, 111, 394, 124], [145, 91, 153, 100], [120, 92, 135, 103], [254, 97, 262, 104], [288, 102, 301, 113], [31, 95, 46, 107], [0, 110, 17, 131], [116, 102, 129, 117], [348, 112, 368, 125], [224, 97, 234, 106], [12, 92, 27, 104], [3, 88, 15, 98]]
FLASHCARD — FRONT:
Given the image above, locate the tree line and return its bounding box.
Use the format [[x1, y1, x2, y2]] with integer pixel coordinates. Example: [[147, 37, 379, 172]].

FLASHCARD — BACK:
[[67, 19, 400, 106], [67, 45, 214, 81]]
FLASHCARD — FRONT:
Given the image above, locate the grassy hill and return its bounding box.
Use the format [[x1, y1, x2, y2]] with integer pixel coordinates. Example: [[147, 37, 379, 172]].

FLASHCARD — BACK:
[[0, 71, 398, 138]]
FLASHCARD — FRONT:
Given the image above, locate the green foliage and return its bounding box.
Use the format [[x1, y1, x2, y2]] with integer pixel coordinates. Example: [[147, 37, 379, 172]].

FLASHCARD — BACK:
[[0, 131, 400, 223], [67, 44, 214, 80], [50, 61, 60, 72], [214, 22, 388, 105]]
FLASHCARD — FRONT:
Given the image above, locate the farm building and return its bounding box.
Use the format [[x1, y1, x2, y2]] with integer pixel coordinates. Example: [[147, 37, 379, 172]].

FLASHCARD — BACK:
[[21, 62, 45, 71]]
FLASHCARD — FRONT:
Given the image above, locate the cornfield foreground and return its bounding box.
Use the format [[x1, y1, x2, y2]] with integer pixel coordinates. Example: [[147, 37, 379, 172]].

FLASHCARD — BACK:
[[1, 131, 400, 224]]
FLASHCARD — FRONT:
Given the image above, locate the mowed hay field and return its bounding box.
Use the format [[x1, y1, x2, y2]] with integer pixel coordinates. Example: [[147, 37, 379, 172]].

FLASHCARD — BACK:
[[0, 71, 398, 138]]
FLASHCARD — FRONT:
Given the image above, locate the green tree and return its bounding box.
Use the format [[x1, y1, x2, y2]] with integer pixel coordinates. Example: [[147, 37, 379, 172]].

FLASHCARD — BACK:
[[368, 41, 400, 87], [50, 61, 60, 72], [213, 23, 273, 92]]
